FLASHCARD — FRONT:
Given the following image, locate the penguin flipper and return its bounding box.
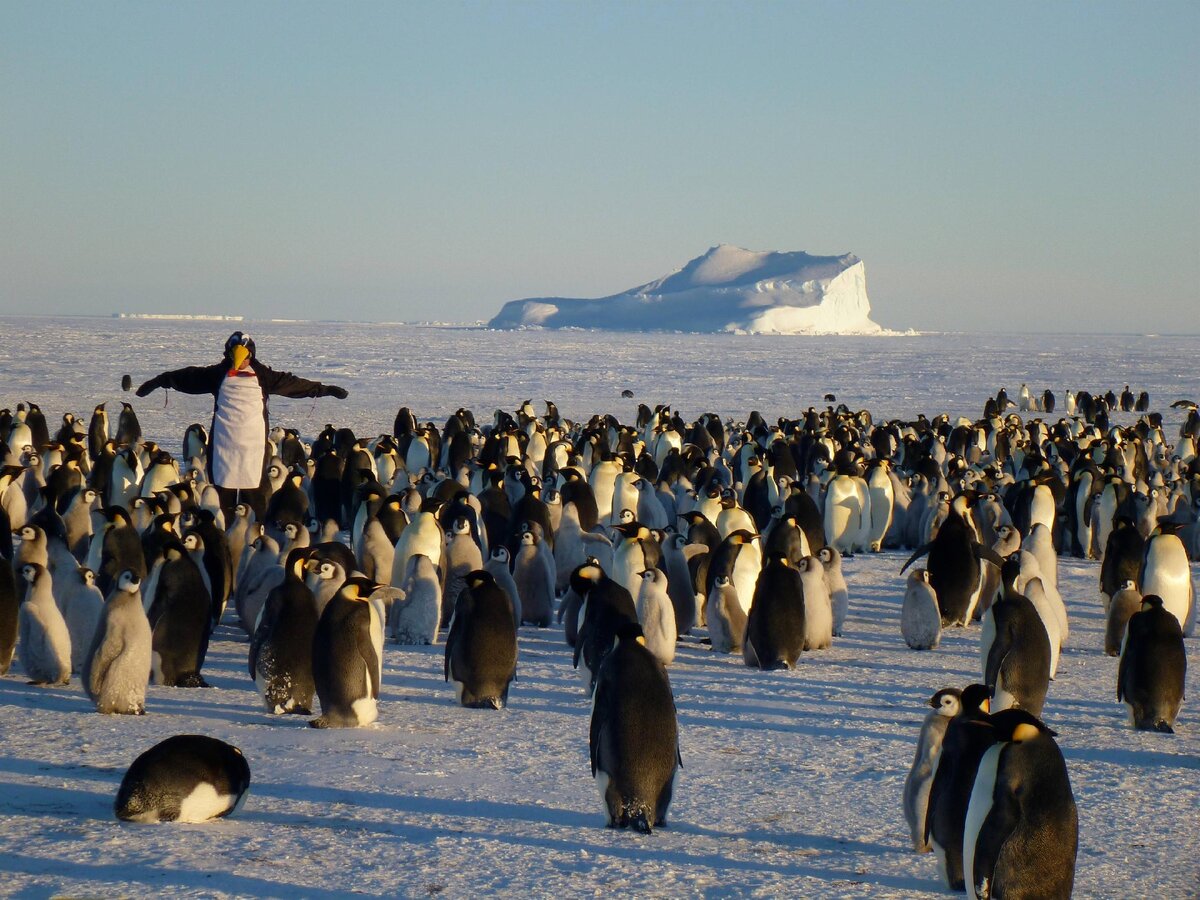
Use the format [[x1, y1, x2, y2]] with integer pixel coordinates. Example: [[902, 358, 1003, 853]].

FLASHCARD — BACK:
[[589, 677, 610, 777], [972, 543, 1005, 568], [984, 624, 1012, 696], [355, 618, 381, 699], [900, 543, 932, 575]]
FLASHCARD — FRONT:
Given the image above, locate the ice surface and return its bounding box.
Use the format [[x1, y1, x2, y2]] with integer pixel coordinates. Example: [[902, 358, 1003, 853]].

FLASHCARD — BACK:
[[488, 245, 884, 334], [0, 316, 1196, 897]]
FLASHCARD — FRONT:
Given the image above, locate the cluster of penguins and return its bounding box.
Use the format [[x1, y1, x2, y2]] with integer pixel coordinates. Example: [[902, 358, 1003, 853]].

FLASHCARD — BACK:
[[0, 386, 1195, 859]]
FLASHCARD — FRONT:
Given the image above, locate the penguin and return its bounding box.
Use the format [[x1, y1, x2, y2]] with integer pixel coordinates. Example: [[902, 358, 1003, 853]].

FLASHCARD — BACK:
[[817, 545, 849, 636], [982, 561, 1051, 716], [903, 687, 962, 852], [1139, 522, 1194, 635], [443, 570, 518, 709], [249, 547, 318, 715], [62, 486, 98, 561], [824, 469, 868, 554], [573, 563, 639, 694], [234, 534, 284, 632], [390, 553, 441, 645], [589, 621, 681, 833], [442, 516, 485, 626], [706, 529, 760, 618], [115, 735, 250, 823], [60, 566, 104, 673], [864, 459, 894, 551], [705, 574, 747, 654], [635, 569, 676, 666], [1118, 595, 1187, 732], [18, 563, 71, 684], [307, 556, 348, 620], [389, 510, 443, 592], [902, 495, 998, 627], [512, 527, 555, 627], [1100, 515, 1145, 608], [743, 555, 806, 670], [901, 568, 942, 651], [310, 576, 383, 728], [660, 532, 699, 636], [0, 560, 17, 674], [114, 402, 142, 448], [16, 523, 49, 569], [962, 709, 1077, 900], [147, 540, 213, 688], [484, 545, 522, 628], [82, 569, 152, 714], [1105, 580, 1141, 656], [925, 683, 994, 892], [797, 555, 833, 651]]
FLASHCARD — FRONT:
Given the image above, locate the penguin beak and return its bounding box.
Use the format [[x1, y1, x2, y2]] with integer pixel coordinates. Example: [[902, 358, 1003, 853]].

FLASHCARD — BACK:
[[981, 698, 991, 713], [230, 344, 251, 370]]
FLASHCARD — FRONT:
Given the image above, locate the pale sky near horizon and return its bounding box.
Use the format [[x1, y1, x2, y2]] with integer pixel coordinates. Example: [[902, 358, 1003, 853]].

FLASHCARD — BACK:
[[2, 1, 1197, 333]]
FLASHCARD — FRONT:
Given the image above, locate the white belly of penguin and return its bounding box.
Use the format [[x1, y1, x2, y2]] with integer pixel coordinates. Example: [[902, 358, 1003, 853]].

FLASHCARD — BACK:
[[963, 744, 1003, 900], [177, 782, 236, 823]]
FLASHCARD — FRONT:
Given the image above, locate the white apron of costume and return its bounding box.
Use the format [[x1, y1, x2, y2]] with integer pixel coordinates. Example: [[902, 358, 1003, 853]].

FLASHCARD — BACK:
[[211, 371, 266, 490]]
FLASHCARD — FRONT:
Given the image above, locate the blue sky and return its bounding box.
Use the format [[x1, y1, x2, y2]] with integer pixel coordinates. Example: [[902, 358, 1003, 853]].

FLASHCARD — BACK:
[[1, 1, 1196, 332]]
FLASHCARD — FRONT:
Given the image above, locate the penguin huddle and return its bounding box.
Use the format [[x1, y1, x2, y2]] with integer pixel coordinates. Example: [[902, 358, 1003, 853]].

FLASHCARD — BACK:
[[0, 382, 1193, 851]]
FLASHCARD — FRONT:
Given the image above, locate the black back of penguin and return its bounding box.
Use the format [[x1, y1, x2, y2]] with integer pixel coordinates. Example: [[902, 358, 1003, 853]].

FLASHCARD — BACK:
[[115, 734, 250, 823], [743, 555, 805, 670], [573, 566, 638, 694], [0, 559, 16, 674], [590, 622, 680, 833], [1118, 595, 1187, 732], [148, 542, 213, 688], [966, 709, 1077, 900], [444, 570, 518, 709], [986, 571, 1052, 717]]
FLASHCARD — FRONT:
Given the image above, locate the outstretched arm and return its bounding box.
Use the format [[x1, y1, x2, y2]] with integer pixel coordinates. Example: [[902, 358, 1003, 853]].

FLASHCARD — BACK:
[[136, 365, 222, 397], [258, 366, 348, 400]]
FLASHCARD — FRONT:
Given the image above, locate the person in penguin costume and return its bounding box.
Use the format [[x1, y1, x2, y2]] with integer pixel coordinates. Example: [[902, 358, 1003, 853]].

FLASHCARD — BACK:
[[135, 332, 348, 520]]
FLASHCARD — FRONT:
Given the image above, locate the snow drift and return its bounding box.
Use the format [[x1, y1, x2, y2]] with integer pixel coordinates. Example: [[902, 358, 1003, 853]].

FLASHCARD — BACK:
[[488, 245, 884, 334]]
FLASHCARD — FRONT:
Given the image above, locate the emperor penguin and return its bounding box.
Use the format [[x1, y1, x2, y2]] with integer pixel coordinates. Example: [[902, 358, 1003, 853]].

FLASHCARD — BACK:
[[925, 683, 994, 891], [635, 569, 676, 666], [962, 709, 1077, 900], [705, 574, 746, 655], [483, 545, 522, 628], [390, 553, 441, 645], [817, 545, 849, 636], [902, 568, 942, 651], [903, 687, 962, 852], [824, 467, 868, 555], [864, 460, 894, 551], [18, 563, 71, 684], [512, 527, 555, 627], [1139, 522, 1194, 635], [1104, 580, 1141, 656], [442, 516, 485, 624], [743, 555, 806, 670], [249, 548, 318, 715], [981, 562, 1051, 716], [572, 563, 639, 694], [389, 511, 444, 592], [1100, 515, 1145, 608], [115, 735, 250, 824], [307, 556, 348, 620], [82, 569, 151, 714], [706, 529, 760, 618], [661, 532, 699, 636], [1118, 595, 1187, 732], [63, 486, 98, 561], [797, 555, 833, 651], [148, 541, 213, 687], [589, 621, 681, 833], [60, 566, 104, 672], [310, 576, 384, 728], [444, 570, 518, 709], [0, 560, 18, 674]]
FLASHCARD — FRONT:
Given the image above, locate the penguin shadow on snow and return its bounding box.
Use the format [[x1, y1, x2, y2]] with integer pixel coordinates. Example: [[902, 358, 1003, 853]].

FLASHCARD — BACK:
[[246, 782, 927, 890], [0, 856, 354, 900], [0, 678, 92, 715]]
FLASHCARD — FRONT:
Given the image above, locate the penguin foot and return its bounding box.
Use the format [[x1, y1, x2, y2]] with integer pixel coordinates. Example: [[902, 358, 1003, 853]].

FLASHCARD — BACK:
[[1153, 720, 1176, 734], [309, 716, 330, 729]]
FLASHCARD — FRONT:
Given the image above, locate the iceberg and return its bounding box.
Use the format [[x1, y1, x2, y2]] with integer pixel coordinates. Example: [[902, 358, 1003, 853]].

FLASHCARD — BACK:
[[487, 244, 884, 334]]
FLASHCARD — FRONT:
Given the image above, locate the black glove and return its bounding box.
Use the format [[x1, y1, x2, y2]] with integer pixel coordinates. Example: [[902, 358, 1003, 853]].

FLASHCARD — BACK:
[[135, 378, 159, 398], [327, 385, 349, 400]]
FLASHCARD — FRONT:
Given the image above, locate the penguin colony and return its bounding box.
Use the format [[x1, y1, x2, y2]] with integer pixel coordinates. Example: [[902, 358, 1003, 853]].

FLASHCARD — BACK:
[[0, 383, 1194, 871]]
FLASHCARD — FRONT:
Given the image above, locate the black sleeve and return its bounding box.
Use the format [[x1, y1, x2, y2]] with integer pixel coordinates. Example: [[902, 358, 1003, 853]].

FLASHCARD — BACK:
[[146, 365, 224, 395], [257, 365, 341, 399]]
